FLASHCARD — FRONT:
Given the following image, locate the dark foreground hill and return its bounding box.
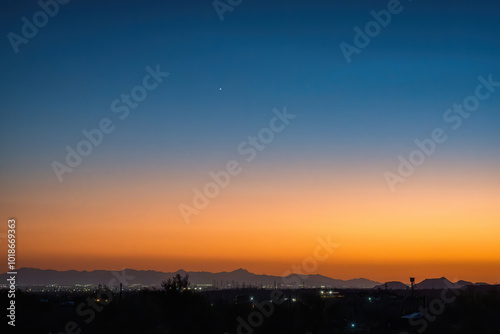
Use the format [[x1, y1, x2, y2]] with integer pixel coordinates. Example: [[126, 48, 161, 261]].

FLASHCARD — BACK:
[[2, 284, 499, 334]]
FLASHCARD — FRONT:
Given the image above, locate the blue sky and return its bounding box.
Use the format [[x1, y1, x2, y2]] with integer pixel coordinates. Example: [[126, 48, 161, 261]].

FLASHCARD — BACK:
[[1, 0, 499, 190]]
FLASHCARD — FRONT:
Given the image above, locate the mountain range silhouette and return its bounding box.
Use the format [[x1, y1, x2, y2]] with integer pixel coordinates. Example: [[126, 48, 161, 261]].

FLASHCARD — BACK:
[[0, 268, 489, 288]]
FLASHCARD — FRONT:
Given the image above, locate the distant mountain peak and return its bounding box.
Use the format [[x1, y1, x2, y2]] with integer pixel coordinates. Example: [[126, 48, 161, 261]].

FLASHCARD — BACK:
[[415, 277, 454, 289]]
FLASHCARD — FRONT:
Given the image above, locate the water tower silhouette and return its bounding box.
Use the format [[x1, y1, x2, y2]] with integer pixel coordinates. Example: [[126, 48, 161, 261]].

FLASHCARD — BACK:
[[410, 277, 415, 296]]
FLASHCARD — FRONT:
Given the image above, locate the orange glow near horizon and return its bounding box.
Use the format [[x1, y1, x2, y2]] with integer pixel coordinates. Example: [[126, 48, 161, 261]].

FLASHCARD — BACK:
[[2, 160, 500, 284]]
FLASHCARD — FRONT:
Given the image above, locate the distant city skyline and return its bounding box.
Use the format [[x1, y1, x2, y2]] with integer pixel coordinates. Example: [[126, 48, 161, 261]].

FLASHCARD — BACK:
[[1, 267, 494, 289]]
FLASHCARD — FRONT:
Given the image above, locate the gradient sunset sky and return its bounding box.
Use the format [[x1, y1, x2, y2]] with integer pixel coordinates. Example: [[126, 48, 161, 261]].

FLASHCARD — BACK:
[[1, 0, 499, 283]]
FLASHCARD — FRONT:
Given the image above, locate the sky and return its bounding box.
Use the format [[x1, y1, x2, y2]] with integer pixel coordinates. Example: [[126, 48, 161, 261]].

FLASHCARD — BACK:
[[1, 0, 499, 283]]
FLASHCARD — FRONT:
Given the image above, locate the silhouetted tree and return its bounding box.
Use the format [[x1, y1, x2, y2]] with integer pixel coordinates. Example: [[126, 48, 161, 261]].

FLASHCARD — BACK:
[[161, 273, 190, 293]]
